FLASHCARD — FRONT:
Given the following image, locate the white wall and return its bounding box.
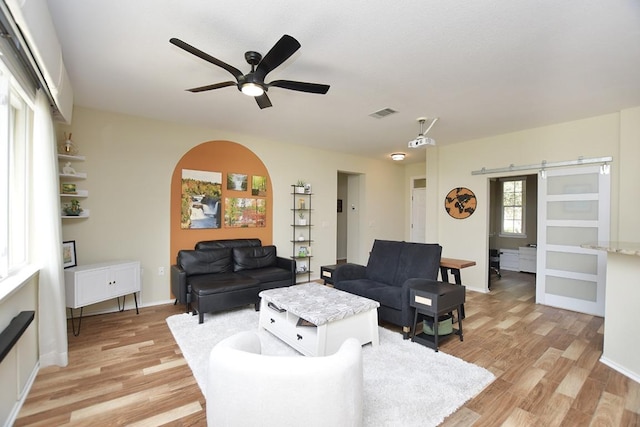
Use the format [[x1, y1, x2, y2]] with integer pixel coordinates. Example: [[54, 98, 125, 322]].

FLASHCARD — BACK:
[[425, 111, 630, 292], [618, 106, 640, 241], [0, 273, 39, 426], [59, 107, 406, 312], [58, 105, 640, 308]]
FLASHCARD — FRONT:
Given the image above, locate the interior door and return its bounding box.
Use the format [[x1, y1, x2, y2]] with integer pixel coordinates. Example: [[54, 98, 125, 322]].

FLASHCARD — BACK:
[[410, 177, 427, 243], [536, 165, 610, 316], [411, 187, 426, 242]]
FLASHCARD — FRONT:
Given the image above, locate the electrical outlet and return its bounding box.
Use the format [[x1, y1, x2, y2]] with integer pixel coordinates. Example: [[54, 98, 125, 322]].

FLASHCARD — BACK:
[[158, 267, 165, 276]]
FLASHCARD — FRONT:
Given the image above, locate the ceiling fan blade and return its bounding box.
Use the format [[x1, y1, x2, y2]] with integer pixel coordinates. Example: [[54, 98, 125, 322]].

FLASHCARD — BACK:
[[170, 38, 243, 80], [268, 80, 330, 94], [255, 93, 272, 109], [255, 35, 301, 80], [186, 81, 236, 92]]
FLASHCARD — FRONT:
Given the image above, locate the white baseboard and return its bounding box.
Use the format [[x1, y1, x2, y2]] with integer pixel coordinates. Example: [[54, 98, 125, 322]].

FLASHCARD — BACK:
[[599, 356, 640, 384]]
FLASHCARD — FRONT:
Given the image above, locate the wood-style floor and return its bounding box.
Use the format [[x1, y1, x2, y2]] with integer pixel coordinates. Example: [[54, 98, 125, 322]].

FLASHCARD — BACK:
[[15, 271, 640, 426]]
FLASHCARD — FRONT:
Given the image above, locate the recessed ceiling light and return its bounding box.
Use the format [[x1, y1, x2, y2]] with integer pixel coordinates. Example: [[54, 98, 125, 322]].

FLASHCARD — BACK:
[[390, 153, 406, 161]]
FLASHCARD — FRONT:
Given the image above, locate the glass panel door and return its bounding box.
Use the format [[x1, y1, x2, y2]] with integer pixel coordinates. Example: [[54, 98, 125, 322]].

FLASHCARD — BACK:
[[536, 165, 609, 316]]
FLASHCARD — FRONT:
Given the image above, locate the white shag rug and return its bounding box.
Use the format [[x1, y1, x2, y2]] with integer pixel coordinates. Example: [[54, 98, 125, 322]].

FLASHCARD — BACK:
[[166, 307, 494, 427]]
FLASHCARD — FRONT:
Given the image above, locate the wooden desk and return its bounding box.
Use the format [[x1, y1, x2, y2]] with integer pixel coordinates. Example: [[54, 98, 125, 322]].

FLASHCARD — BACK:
[[439, 258, 475, 318], [440, 258, 476, 284]]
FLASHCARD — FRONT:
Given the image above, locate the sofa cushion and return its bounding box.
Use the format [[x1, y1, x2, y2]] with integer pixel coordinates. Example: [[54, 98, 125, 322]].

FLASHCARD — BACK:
[[196, 239, 262, 250], [365, 240, 402, 285], [239, 266, 291, 283], [393, 243, 442, 287], [233, 245, 277, 272], [334, 278, 386, 298], [178, 248, 233, 276], [362, 286, 403, 310], [189, 273, 259, 295]]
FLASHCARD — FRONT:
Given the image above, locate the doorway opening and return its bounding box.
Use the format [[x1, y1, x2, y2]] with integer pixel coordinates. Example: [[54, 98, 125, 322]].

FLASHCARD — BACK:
[[488, 174, 538, 289], [410, 176, 426, 243], [337, 171, 362, 264], [487, 166, 609, 317]]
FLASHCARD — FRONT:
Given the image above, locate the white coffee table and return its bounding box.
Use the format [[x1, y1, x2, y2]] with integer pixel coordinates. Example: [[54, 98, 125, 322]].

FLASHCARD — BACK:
[[258, 282, 380, 356]]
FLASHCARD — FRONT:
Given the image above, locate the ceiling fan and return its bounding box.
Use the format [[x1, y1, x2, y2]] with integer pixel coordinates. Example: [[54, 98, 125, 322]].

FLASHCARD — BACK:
[[169, 35, 330, 109], [408, 117, 439, 148]]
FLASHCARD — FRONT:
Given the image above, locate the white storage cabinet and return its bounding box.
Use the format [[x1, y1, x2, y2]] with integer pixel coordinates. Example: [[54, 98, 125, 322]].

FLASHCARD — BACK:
[[519, 247, 537, 273], [500, 249, 520, 271], [64, 261, 141, 335]]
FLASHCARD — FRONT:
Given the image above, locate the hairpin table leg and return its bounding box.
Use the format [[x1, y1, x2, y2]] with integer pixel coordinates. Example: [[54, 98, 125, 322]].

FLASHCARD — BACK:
[[68, 307, 83, 336]]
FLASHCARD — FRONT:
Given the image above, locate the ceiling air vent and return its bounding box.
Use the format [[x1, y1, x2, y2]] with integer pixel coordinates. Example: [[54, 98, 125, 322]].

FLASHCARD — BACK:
[[369, 108, 398, 119]]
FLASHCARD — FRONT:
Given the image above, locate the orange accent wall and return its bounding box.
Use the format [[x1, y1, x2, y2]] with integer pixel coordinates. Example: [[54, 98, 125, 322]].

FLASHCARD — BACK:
[[170, 140, 272, 266]]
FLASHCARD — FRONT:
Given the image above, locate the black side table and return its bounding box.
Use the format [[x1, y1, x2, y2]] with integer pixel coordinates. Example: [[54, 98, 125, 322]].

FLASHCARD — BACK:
[[320, 264, 338, 286], [409, 281, 465, 352]]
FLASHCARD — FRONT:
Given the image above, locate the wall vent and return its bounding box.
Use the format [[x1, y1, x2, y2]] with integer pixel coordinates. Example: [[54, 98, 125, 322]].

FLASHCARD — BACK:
[[369, 108, 398, 119]]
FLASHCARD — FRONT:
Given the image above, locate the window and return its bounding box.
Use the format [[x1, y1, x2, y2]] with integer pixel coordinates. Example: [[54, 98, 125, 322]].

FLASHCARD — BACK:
[[501, 178, 525, 236], [0, 60, 33, 280]]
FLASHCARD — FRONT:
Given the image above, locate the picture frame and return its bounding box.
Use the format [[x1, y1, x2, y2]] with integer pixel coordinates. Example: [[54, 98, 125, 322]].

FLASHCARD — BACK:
[[61, 183, 77, 194], [251, 175, 267, 196], [227, 173, 248, 191], [224, 197, 267, 228], [181, 169, 222, 229], [62, 240, 77, 268]]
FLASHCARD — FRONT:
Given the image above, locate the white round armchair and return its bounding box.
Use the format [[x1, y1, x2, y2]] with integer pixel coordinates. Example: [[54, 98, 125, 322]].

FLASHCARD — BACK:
[[207, 331, 363, 427]]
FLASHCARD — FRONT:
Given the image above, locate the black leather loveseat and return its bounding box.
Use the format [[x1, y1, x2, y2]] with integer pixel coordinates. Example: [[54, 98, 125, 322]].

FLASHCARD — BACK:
[[171, 239, 295, 323], [333, 239, 442, 338]]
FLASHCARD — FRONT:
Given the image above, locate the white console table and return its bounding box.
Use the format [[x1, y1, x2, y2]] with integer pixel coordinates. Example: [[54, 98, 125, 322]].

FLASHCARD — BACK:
[[500, 247, 537, 273], [518, 246, 537, 273], [64, 260, 141, 335]]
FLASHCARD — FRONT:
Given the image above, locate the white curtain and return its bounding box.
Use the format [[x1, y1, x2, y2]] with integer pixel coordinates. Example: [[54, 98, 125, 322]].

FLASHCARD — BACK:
[[33, 90, 68, 367]]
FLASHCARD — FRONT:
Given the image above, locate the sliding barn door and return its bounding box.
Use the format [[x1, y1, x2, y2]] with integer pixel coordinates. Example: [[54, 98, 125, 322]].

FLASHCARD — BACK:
[[536, 165, 610, 316]]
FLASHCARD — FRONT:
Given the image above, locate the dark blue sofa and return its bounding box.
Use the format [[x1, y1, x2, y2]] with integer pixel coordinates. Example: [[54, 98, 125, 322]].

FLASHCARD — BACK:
[[333, 239, 442, 338]]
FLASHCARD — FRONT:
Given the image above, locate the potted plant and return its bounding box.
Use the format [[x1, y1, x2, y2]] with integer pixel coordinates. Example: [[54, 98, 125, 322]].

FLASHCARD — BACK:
[[63, 199, 83, 216], [298, 211, 307, 226], [294, 180, 306, 194]]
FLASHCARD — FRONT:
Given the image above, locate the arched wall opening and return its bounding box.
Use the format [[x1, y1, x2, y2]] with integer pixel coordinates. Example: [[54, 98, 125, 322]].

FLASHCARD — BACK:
[[170, 140, 273, 267]]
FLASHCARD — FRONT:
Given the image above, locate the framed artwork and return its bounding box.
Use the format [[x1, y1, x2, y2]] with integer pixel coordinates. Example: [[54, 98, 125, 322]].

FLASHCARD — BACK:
[[227, 173, 248, 191], [61, 183, 77, 194], [62, 240, 77, 268], [224, 197, 266, 228], [181, 169, 222, 229], [251, 175, 267, 196]]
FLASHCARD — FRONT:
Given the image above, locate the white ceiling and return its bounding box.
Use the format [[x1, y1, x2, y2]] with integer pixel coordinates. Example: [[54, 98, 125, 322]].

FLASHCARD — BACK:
[[46, 0, 640, 163]]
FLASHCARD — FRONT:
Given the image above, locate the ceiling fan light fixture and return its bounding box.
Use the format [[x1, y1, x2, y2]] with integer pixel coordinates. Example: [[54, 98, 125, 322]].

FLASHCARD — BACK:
[[241, 82, 264, 97], [170, 35, 329, 109], [391, 153, 406, 161]]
